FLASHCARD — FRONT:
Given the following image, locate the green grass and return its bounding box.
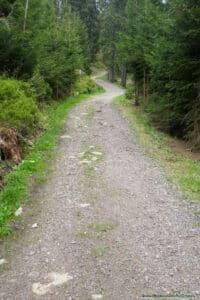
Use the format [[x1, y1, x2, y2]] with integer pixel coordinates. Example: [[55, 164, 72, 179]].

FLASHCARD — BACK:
[[113, 95, 200, 202], [0, 88, 105, 238], [79, 146, 104, 180], [87, 222, 117, 233], [76, 222, 117, 240], [75, 210, 84, 220], [84, 166, 96, 179], [91, 83, 105, 96], [77, 231, 89, 239]]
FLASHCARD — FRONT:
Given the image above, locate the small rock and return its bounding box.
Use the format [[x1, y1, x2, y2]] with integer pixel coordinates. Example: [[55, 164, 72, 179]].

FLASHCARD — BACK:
[[92, 157, 98, 161], [60, 135, 72, 139], [0, 259, 7, 266], [92, 295, 103, 300], [48, 272, 73, 286], [28, 140, 34, 147], [32, 283, 50, 296], [80, 203, 90, 208], [92, 152, 102, 156], [15, 207, 23, 216], [41, 247, 47, 253], [28, 271, 40, 278], [32, 223, 38, 228]]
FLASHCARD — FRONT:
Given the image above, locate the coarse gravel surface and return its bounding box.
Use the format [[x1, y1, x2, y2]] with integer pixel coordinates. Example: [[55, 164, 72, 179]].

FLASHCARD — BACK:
[[0, 78, 200, 300]]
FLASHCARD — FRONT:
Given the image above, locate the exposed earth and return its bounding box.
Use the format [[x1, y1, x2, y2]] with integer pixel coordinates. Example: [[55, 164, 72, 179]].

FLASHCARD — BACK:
[[0, 78, 200, 299]]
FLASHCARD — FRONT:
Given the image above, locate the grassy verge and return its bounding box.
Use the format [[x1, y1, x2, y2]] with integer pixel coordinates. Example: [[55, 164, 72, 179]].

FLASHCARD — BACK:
[[0, 87, 105, 238], [113, 95, 200, 202]]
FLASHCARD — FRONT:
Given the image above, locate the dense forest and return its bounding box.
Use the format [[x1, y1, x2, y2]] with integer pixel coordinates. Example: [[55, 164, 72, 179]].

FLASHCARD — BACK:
[[100, 0, 200, 149], [0, 0, 100, 163], [0, 0, 200, 151]]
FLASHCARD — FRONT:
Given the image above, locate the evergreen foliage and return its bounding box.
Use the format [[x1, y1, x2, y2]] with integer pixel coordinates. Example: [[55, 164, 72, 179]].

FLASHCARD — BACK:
[[68, 0, 100, 63], [0, 0, 99, 137], [0, 0, 93, 97], [100, 0, 200, 147]]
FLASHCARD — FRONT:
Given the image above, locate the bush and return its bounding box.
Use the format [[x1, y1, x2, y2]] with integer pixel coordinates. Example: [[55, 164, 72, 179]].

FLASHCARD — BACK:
[[0, 78, 41, 136], [125, 86, 135, 100], [73, 75, 97, 95]]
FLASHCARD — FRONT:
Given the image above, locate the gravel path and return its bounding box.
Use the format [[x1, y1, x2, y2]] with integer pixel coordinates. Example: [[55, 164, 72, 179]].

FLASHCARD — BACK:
[[0, 79, 200, 300]]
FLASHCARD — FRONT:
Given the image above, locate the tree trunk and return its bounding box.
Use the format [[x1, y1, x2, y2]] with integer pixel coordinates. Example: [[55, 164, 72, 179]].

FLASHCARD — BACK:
[[143, 68, 146, 101], [108, 69, 114, 82], [121, 64, 127, 88], [135, 81, 139, 106], [23, 0, 29, 32]]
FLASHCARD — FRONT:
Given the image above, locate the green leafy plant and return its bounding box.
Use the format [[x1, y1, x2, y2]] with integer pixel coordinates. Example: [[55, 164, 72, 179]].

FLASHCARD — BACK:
[[0, 78, 41, 135], [73, 75, 97, 95], [125, 86, 135, 100]]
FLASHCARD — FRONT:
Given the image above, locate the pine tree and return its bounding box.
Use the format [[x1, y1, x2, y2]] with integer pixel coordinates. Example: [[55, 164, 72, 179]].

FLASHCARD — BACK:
[[68, 0, 100, 63], [100, 0, 127, 82]]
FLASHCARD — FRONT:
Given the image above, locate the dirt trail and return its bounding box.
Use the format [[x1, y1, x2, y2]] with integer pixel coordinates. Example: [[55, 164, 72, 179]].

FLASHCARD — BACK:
[[0, 79, 200, 299]]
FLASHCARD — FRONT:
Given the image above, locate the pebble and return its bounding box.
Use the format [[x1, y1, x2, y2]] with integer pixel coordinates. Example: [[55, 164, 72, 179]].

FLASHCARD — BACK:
[[60, 135, 72, 139], [92, 295, 103, 300], [0, 259, 7, 266], [15, 207, 23, 216], [41, 247, 48, 253], [32, 223, 38, 228], [92, 152, 102, 156]]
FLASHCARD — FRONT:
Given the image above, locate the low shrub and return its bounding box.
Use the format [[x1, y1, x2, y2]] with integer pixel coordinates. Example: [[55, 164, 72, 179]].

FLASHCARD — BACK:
[[125, 86, 135, 100], [0, 78, 41, 136], [73, 75, 97, 95]]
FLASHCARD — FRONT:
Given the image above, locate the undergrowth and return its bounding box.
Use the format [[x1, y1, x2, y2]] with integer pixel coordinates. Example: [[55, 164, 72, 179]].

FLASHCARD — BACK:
[[0, 87, 105, 238], [113, 95, 200, 202]]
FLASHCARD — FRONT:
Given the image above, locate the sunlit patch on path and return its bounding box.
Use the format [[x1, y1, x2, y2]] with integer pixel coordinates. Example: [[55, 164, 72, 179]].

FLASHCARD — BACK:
[[0, 258, 7, 266], [32, 272, 73, 296]]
